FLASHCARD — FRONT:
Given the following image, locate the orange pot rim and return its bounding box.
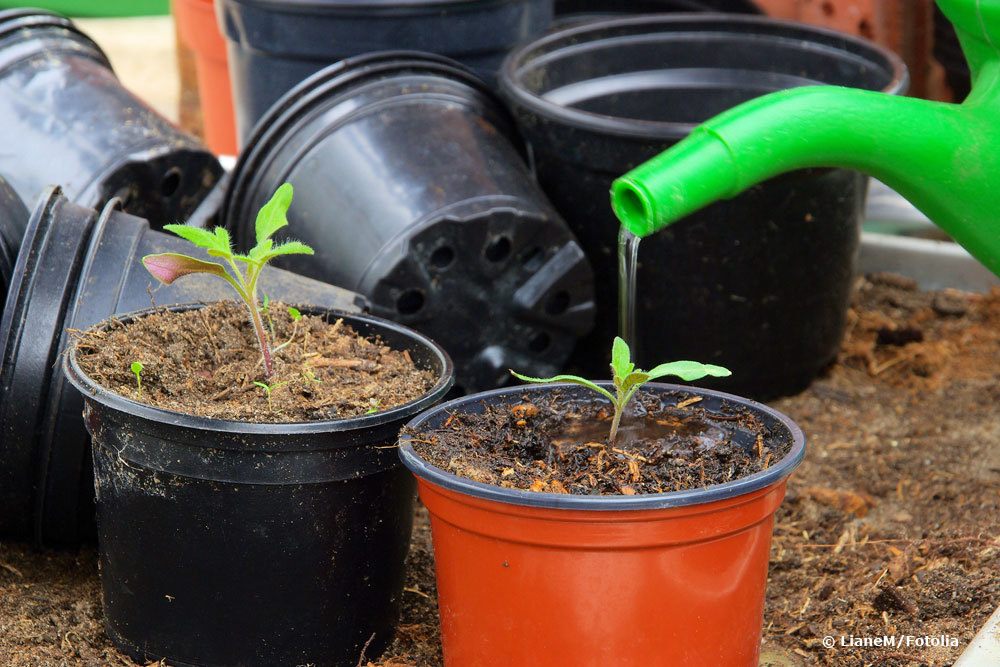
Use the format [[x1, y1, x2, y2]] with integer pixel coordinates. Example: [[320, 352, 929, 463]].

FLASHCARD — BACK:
[[399, 382, 805, 512]]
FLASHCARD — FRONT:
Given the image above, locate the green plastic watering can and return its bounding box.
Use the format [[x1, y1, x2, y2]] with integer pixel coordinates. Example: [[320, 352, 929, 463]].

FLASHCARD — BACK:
[[611, 0, 1000, 278]]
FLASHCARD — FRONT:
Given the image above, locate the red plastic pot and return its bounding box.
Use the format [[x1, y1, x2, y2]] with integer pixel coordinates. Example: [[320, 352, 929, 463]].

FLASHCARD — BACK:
[[173, 0, 237, 155], [399, 383, 805, 666]]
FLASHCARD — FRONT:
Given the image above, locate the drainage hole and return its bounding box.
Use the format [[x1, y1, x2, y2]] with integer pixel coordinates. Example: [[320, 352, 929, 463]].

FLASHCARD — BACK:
[[396, 289, 425, 315], [429, 245, 455, 269], [521, 246, 545, 272], [484, 236, 512, 263], [160, 167, 182, 198], [528, 331, 551, 353], [545, 290, 570, 316]]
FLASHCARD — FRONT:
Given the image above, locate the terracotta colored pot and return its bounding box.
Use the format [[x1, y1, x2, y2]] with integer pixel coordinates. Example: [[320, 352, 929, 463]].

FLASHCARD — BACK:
[[399, 383, 805, 666], [173, 0, 236, 154]]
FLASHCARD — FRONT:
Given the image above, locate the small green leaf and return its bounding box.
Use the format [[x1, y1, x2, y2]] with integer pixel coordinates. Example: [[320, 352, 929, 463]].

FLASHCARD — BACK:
[[610, 336, 634, 381], [163, 224, 231, 257], [287, 306, 301, 321], [645, 361, 732, 382], [510, 370, 615, 404], [267, 240, 315, 258], [253, 381, 270, 392], [254, 183, 294, 245], [620, 371, 650, 393], [261, 294, 270, 311], [130, 361, 143, 376], [142, 253, 230, 285]]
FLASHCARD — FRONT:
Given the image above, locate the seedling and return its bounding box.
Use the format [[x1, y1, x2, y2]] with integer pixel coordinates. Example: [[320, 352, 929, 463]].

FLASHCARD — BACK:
[[130, 361, 144, 398], [365, 398, 381, 415], [253, 380, 289, 409], [512, 337, 731, 443], [141, 183, 313, 380]]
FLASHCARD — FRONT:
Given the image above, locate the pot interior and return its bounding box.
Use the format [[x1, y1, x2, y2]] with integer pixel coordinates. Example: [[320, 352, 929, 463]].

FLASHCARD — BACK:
[[511, 17, 905, 128]]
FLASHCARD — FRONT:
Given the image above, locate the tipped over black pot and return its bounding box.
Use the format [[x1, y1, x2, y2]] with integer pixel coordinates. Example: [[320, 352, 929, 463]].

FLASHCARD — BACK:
[[217, 0, 554, 140], [223, 52, 594, 394], [0, 10, 222, 225], [0, 188, 367, 545], [64, 304, 454, 667]]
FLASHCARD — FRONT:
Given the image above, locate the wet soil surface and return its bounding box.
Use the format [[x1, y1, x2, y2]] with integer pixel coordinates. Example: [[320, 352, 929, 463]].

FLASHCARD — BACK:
[[408, 391, 788, 495], [73, 301, 436, 422], [3, 276, 997, 666]]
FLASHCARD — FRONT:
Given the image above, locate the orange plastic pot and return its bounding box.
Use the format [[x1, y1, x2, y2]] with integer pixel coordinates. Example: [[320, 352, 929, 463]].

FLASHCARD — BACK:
[[173, 0, 236, 154], [399, 383, 805, 666]]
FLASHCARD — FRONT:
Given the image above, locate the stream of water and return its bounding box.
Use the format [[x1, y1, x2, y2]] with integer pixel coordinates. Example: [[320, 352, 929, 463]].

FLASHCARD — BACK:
[[617, 227, 641, 354]]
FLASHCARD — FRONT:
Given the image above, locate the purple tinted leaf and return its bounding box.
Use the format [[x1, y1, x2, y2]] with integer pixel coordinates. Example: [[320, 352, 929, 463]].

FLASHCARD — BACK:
[[142, 253, 230, 285]]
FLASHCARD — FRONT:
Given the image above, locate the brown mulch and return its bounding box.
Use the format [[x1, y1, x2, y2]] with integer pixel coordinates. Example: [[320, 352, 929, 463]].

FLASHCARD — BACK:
[[2, 275, 997, 666]]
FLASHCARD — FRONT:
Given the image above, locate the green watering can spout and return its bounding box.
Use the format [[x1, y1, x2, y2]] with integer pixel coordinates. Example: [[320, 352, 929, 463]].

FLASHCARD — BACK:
[[612, 0, 1000, 277]]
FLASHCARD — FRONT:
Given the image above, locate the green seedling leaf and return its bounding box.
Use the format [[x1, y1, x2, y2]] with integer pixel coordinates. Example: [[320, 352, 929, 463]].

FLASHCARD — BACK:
[[161, 224, 231, 257], [255, 182, 294, 244], [142, 253, 230, 285], [511, 337, 732, 445], [646, 361, 732, 382], [267, 240, 314, 258], [253, 381, 270, 393], [509, 371, 615, 403], [610, 336, 634, 381], [287, 306, 301, 321], [130, 361, 143, 398]]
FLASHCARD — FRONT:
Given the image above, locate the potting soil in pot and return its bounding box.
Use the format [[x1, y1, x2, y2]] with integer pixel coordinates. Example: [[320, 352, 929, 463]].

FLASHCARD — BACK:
[[74, 301, 435, 422], [408, 390, 792, 494]]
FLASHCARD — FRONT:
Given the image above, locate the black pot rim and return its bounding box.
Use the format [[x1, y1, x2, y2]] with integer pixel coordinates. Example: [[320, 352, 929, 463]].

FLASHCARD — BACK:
[[0, 9, 110, 68], [499, 13, 909, 141], [399, 381, 806, 511], [64, 303, 455, 435], [224, 50, 517, 233]]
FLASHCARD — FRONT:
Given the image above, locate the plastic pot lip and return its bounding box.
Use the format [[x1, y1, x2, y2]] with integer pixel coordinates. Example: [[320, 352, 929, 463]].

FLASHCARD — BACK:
[[63, 302, 455, 436], [499, 13, 909, 142], [0, 9, 111, 68], [399, 381, 806, 511], [224, 50, 518, 232]]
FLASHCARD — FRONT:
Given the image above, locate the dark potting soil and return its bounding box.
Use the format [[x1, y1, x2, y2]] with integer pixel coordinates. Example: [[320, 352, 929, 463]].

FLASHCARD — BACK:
[[72, 301, 436, 422], [408, 390, 788, 495]]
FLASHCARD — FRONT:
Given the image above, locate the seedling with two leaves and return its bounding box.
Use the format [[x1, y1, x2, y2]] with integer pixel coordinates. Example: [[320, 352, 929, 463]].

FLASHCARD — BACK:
[[141, 183, 312, 380], [512, 337, 731, 443]]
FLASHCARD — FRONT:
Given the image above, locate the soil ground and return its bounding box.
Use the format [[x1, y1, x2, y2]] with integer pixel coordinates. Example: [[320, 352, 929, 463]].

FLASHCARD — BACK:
[[1, 275, 997, 666]]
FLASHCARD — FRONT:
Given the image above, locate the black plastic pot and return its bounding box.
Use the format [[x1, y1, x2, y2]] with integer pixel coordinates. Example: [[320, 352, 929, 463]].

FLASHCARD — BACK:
[[217, 0, 554, 140], [0, 187, 367, 545], [500, 15, 907, 398], [223, 52, 594, 394], [0, 174, 28, 311], [63, 305, 452, 667], [0, 10, 222, 225]]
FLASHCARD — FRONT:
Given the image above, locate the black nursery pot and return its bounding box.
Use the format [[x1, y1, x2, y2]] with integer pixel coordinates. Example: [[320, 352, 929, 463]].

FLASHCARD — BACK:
[[64, 306, 453, 667], [217, 0, 554, 140], [500, 15, 908, 398], [0, 10, 221, 224], [223, 52, 594, 394], [0, 188, 367, 545]]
